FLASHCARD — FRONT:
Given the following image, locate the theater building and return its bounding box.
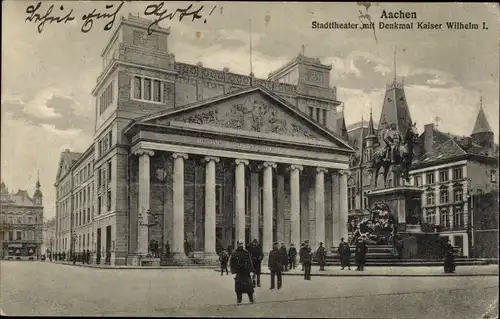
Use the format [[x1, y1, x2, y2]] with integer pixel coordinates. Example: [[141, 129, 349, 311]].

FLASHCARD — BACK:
[[54, 15, 354, 266]]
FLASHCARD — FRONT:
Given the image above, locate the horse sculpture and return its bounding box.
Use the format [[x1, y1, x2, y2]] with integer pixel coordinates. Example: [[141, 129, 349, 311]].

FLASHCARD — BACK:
[[371, 123, 419, 188]]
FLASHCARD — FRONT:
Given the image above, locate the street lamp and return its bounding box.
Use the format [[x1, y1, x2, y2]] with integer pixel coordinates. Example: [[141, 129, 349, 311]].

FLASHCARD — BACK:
[[139, 209, 160, 257]]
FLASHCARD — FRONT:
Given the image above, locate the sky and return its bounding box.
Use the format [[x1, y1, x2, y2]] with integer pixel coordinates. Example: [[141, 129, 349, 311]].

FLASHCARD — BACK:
[[1, 1, 499, 219]]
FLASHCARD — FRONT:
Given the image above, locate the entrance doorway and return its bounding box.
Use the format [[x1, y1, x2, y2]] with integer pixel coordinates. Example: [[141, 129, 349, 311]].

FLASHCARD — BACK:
[[216, 227, 223, 255], [96, 228, 101, 264], [106, 226, 112, 264]]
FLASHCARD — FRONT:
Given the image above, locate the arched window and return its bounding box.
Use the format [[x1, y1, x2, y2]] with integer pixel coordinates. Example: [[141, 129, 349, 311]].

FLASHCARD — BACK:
[[347, 178, 356, 211]]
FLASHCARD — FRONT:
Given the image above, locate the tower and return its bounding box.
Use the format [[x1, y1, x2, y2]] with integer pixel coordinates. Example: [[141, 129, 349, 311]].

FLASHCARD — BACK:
[[365, 103, 378, 163], [378, 48, 413, 136], [33, 171, 43, 206], [471, 96, 494, 150]]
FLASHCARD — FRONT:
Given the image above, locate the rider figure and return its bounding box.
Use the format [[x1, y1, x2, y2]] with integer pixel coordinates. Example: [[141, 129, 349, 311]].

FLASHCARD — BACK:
[[383, 123, 400, 164]]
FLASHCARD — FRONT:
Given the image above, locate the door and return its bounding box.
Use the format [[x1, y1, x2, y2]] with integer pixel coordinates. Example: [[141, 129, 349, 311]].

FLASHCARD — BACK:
[[454, 235, 464, 256], [106, 226, 112, 263], [96, 228, 101, 264]]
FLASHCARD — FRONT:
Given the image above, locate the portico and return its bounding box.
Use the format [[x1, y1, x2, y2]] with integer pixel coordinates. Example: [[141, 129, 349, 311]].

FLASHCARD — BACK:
[[124, 86, 354, 265]]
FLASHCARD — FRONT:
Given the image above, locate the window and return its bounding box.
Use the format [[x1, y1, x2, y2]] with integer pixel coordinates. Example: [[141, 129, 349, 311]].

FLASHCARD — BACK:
[[153, 80, 161, 102], [453, 188, 463, 202], [134, 76, 142, 99], [16, 231, 22, 240], [97, 169, 102, 186], [440, 208, 449, 228], [144, 78, 151, 100], [491, 170, 497, 183], [426, 172, 435, 184], [87, 208, 91, 224], [107, 161, 112, 182], [108, 131, 113, 149], [99, 82, 114, 115], [414, 175, 421, 187], [452, 167, 463, 180], [347, 186, 356, 211], [453, 209, 464, 229], [215, 185, 222, 216], [440, 190, 449, 204], [425, 209, 435, 225], [17, 217, 22, 224], [439, 170, 449, 183], [8, 231, 13, 241], [322, 109, 327, 126], [28, 217, 33, 224], [426, 193, 435, 205], [107, 190, 112, 212], [316, 108, 320, 122], [97, 196, 102, 215], [308, 107, 314, 118]]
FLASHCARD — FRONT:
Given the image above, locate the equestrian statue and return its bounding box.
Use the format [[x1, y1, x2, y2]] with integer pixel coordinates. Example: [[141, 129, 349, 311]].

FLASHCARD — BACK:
[[371, 122, 419, 187]]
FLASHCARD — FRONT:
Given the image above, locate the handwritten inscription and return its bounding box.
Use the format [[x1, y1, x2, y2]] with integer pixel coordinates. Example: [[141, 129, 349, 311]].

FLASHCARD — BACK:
[[144, 3, 210, 35], [24, 2, 217, 34], [81, 1, 124, 33], [25, 2, 75, 33]]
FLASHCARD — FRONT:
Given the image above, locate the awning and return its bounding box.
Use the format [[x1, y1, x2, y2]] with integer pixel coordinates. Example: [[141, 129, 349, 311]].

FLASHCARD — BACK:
[[8, 244, 23, 248]]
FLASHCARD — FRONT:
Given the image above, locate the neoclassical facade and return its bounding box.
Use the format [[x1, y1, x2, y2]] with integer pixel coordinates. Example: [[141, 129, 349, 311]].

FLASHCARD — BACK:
[[125, 87, 353, 264]]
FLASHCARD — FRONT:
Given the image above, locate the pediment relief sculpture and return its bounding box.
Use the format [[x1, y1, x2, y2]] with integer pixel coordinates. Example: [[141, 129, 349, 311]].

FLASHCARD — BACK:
[[176, 97, 322, 140]]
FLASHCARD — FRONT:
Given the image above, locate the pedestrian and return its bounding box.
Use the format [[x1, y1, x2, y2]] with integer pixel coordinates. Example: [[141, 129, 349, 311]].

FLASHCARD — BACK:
[[316, 242, 326, 271], [279, 243, 288, 272], [86, 249, 91, 264], [299, 242, 306, 271], [268, 242, 283, 290], [248, 239, 263, 287], [355, 238, 368, 271], [219, 248, 229, 276], [230, 240, 255, 304], [288, 243, 297, 270], [302, 243, 313, 280], [338, 237, 351, 270], [443, 240, 456, 273]]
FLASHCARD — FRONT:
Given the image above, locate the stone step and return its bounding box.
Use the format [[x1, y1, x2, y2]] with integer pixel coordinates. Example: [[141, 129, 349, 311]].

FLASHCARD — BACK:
[[312, 260, 492, 267]]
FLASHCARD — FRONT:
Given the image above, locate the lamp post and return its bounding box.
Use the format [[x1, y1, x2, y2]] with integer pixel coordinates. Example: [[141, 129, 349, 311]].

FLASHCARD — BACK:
[[138, 209, 160, 257], [49, 237, 53, 261]]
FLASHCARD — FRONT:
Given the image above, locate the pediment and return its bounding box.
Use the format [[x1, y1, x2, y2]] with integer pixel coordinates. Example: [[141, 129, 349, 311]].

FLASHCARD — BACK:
[[140, 88, 353, 150]]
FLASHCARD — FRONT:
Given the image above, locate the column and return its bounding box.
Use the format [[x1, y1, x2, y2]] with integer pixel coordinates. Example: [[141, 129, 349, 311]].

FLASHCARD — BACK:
[[261, 162, 276, 254], [250, 171, 260, 241], [276, 173, 285, 244], [315, 167, 327, 247], [331, 173, 341, 245], [234, 159, 248, 246], [338, 170, 350, 242], [289, 165, 302, 247], [204, 156, 219, 257], [135, 149, 154, 256], [171, 153, 188, 255]]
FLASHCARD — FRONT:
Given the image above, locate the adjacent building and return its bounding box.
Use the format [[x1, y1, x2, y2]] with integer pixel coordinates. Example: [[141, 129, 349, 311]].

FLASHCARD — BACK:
[[41, 217, 56, 256], [0, 179, 44, 259], [54, 15, 354, 266]]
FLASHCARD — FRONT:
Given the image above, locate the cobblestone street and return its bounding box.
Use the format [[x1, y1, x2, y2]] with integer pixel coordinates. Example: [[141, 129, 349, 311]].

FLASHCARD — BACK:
[[1, 261, 498, 318]]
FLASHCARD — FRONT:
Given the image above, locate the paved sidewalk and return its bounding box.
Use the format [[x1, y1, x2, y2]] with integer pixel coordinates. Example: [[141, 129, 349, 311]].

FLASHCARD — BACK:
[[258, 265, 499, 277], [42, 261, 218, 270]]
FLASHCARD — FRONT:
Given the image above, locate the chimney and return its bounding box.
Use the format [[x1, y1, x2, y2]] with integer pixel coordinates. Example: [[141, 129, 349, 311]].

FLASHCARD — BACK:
[[424, 123, 435, 153]]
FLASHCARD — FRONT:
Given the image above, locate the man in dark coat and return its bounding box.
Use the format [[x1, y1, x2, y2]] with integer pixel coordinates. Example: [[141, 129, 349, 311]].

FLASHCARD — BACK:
[[444, 240, 456, 273], [338, 237, 351, 270], [288, 243, 297, 270], [302, 243, 313, 280], [230, 240, 255, 304], [315, 242, 326, 271], [299, 243, 306, 271], [355, 238, 368, 271], [279, 243, 288, 272], [219, 248, 230, 275], [268, 242, 283, 289], [248, 239, 264, 287]]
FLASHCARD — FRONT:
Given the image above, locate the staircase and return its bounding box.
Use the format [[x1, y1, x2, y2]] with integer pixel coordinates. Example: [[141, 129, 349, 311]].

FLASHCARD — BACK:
[[312, 245, 497, 267]]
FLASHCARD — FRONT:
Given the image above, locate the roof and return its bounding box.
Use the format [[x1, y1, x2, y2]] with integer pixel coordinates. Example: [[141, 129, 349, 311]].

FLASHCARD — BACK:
[[378, 80, 413, 135], [471, 105, 492, 135], [413, 137, 497, 168], [55, 150, 83, 183], [128, 85, 355, 152]]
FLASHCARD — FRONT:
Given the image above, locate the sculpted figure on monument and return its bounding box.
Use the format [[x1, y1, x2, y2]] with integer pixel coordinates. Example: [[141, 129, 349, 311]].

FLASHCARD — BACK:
[[383, 122, 400, 164]]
